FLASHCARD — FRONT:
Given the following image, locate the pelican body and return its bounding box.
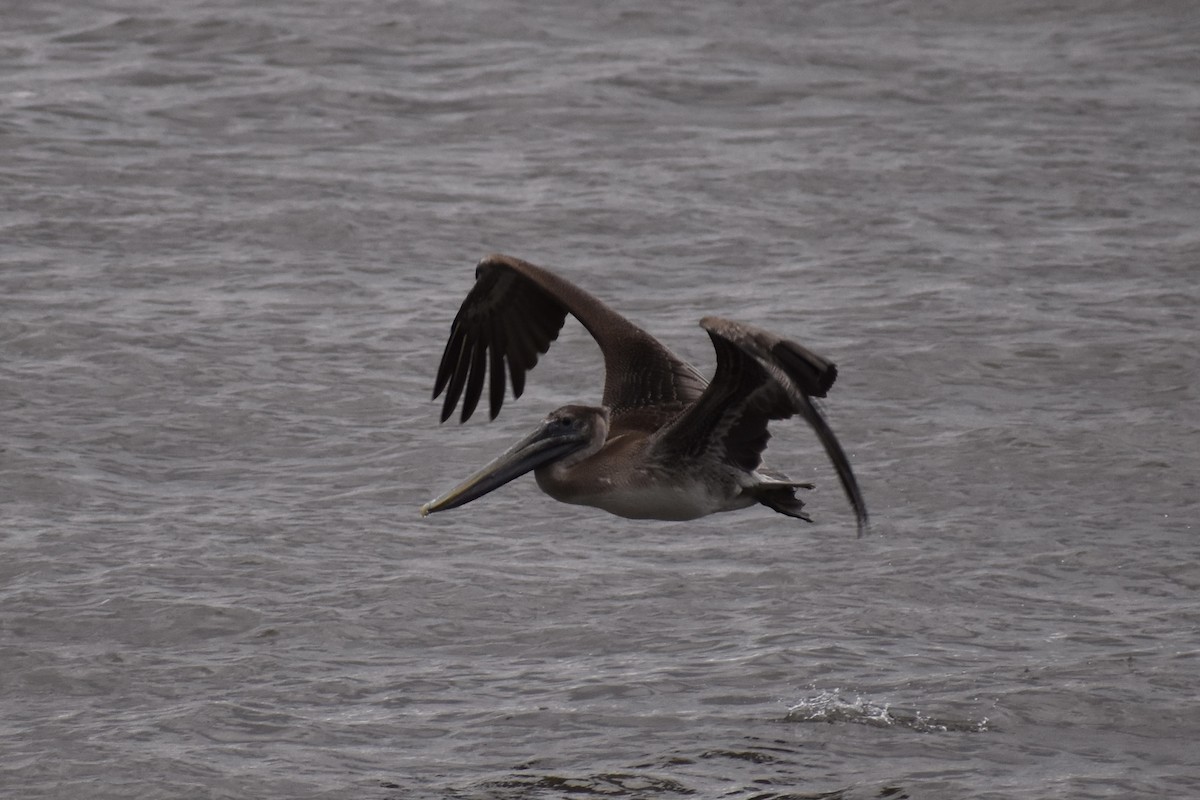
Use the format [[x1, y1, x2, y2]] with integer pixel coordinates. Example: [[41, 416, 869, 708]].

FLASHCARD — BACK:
[[420, 255, 869, 534]]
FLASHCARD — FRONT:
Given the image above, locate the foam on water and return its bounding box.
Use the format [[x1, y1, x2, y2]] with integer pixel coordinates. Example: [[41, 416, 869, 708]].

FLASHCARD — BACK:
[[786, 689, 990, 734]]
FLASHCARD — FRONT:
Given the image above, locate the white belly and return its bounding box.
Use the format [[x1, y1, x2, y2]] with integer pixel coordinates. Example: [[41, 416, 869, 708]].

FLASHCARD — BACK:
[[539, 473, 753, 521]]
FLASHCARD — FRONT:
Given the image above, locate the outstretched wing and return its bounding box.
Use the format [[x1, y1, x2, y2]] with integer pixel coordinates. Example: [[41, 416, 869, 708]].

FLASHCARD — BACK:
[[432, 254, 707, 428], [652, 316, 869, 532]]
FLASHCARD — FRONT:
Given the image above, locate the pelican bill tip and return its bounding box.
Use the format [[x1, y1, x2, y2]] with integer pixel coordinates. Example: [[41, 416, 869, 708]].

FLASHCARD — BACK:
[[419, 502, 433, 517]]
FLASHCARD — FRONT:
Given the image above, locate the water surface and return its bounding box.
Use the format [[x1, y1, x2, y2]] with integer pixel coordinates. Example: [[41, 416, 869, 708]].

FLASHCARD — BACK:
[[2, 1, 1198, 798]]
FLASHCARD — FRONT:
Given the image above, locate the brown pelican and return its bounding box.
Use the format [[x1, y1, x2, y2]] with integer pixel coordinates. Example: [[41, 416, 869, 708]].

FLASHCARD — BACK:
[[419, 254, 869, 535]]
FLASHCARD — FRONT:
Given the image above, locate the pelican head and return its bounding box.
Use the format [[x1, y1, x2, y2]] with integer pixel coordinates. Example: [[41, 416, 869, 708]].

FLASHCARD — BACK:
[[420, 404, 608, 516]]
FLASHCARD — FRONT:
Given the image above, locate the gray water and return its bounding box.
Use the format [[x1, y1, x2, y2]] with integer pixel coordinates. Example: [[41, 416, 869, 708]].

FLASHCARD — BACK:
[[3, 1, 1198, 798]]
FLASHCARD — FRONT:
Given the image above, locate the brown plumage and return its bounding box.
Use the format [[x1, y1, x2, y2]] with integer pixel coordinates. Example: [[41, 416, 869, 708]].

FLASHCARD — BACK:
[[422, 254, 869, 534]]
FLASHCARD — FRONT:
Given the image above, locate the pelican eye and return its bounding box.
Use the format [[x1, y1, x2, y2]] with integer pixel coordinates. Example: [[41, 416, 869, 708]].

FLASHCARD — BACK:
[[548, 413, 579, 432]]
